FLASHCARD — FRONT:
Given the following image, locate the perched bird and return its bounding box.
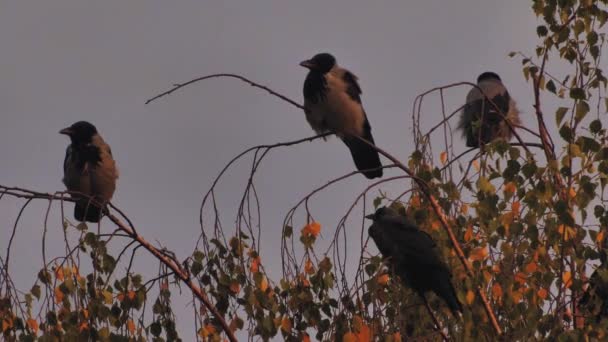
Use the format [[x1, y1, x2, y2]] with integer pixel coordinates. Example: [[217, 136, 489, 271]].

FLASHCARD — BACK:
[[60, 121, 118, 222], [458, 72, 520, 148], [367, 206, 462, 315], [300, 52, 383, 179]]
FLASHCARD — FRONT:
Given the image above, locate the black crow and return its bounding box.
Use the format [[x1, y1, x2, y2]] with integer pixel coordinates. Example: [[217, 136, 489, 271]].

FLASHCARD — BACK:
[[367, 206, 462, 315], [60, 121, 118, 222], [300, 52, 383, 179], [458, 72, 520, 148]]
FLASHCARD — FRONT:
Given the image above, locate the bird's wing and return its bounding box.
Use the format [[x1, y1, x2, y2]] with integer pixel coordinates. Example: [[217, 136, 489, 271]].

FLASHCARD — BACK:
[[371, 217, 447, 270], [342, 70, 362, 103], [89, 136, 118, 204]]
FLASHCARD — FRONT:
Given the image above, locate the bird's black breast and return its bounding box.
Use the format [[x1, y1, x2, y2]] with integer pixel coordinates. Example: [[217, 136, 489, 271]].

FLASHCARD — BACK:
[[303, 72, 328, 104], [66, 144, 102, 171]]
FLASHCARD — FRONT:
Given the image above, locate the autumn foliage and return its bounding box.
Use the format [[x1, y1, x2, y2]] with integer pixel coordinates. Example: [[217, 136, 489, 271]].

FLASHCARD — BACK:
[[2, 1, 608, 341]]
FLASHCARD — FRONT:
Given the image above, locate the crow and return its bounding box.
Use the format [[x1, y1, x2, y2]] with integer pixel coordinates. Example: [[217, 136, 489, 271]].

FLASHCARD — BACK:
[[300, 52, 383, 178], [367, 206, 462, 315], [60, 121, 118, 222]]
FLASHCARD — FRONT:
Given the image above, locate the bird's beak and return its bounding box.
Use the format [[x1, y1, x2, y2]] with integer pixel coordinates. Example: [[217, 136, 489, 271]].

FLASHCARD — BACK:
[[299, 60, 316, 70], [59, 127, 72, 136], [365, 214, 374, 220]]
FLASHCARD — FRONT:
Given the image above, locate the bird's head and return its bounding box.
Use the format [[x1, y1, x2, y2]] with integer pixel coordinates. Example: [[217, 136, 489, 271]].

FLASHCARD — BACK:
[[365, 206, 397, 222], [59, 121, 98, 144], [477, 71, 502, 83], [300, 53, 336, 73]]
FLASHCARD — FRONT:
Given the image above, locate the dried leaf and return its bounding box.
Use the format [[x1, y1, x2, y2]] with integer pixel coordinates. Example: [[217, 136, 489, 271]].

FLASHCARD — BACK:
[[377, 273, 390, 286], [525, 261, 538, 274], [466, 290, 475, 305], [26, 318, 38, 334], [229, 281, 241, 294], [343, 332, 357, 342], [440, 151, 448, 165], [492, 283, 503, 300], [54, 287, 64, 304], [464, 226, 473, 242], [469, 246, 488, 261], [301, 222, 321, 237], [304, 259, 315, 275], [538, 288, 548, 300], [127, 319, 135, 334], [563, 271, 572, 288], [503, 182, 516, 194], [281, 317, 292, 333], [511, 201, 521, 214]]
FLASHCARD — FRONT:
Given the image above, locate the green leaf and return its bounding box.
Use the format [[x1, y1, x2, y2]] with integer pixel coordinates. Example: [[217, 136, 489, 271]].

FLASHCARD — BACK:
[[590, 119, 602, 134], [555, 107, 569, 126], [570, 87, 586, 100], [546, 80, 556, 93]]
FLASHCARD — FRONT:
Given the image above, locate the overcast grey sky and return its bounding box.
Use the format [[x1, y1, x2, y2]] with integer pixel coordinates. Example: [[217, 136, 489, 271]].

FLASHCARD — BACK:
[[1, 0, 552, 339]]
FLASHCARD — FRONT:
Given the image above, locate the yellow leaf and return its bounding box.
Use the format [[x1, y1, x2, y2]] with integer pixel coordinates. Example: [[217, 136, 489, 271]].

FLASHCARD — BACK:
[[469, 246, 488, 261], [538, 288, 548, 300], [229, 281, 241, 294], [281, 317, 292, 333], [127, 319, 135, 334], [103, 290, 113, 305], [440, 151, 448, 165], [259, 276, 268, 292], [304, 259, 315, 274], [464, 226, 473, 242], [466, 290, 475, 305], [54, 287, 64, 304], [492, 283, 503, 300], [26, 318, 38, 334], [376, 273, 390, 286], [563, 271, 572, 288], [302, 222, 321, 237], [343, 332, 357, 342]]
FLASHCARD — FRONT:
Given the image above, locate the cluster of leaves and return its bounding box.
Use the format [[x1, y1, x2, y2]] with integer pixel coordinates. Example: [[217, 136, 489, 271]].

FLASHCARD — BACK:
[[4, 1, 608, 341], [1, 222, 181, 342]]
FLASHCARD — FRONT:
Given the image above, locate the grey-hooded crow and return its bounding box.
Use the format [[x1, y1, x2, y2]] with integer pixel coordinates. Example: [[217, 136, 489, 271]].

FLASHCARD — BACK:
[[300, 52, 383, 179], [458, 72, 520, 148], [60, 121, 118, 222], [367, 206, 462, 315]]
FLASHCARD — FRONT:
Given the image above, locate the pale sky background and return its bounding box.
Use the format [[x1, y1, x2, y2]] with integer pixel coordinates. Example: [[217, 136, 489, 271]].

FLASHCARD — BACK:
[[1, 1, 558, 340]]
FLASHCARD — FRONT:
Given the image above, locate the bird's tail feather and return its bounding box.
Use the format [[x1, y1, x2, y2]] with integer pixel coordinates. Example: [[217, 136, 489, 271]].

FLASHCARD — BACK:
[[74, 200, 103, 223], [343, 133, 383, 179]]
